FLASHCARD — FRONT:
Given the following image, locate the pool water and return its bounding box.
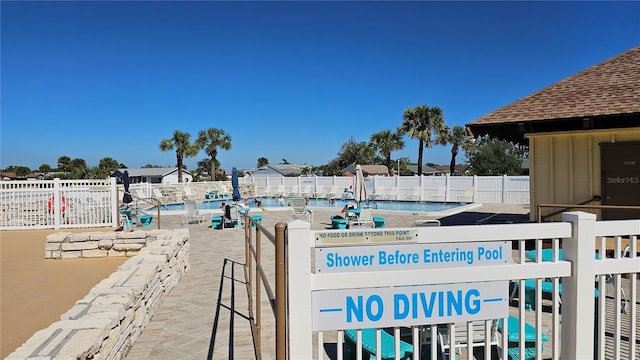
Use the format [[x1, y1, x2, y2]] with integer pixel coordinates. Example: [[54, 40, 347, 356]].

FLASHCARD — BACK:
[[148, 197, 467, 213]]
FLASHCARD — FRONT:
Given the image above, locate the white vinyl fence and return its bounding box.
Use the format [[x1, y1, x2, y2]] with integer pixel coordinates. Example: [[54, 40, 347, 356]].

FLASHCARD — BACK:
[[284, 212, 638, 360], [0, 178, 118, 230], [250, 175, 530, 204]]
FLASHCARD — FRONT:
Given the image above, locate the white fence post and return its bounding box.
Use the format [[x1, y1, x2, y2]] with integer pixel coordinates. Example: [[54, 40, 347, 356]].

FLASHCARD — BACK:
[[561, 211, 597, 359], [110, 177, 118, 227], [286, 220, 313, 359]]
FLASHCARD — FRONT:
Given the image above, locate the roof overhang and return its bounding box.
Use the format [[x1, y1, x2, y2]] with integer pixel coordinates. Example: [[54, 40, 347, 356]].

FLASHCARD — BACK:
[[466, 112, 640, 144]]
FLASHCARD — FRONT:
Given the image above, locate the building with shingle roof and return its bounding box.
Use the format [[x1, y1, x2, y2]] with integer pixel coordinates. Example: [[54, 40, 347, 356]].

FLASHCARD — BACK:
[[466, 46, 640, 220], [111, 168, 193, 184], [466, 46, 640, 143]]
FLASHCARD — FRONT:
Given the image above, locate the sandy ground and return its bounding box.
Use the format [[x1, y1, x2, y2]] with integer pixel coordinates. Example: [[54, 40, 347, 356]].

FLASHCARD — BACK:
[[0, 228, 127, 358]]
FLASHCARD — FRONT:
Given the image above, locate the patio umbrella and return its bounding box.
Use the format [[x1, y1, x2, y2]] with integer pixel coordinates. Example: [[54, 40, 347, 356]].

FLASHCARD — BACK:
[[122, 170, 133, 204], [354, 164, 367, 208], [231, 167, 241, 202]]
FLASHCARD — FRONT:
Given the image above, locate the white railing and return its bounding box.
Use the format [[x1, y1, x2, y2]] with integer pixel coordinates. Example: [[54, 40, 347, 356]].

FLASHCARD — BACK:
[[285, 212, 638, 360], [249, 175, 530, 204], [0, 178, 118, 230]]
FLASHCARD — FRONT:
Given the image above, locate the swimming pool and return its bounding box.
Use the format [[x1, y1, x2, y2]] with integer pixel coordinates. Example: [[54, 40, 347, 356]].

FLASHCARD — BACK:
[[147, 197, 471, 213]]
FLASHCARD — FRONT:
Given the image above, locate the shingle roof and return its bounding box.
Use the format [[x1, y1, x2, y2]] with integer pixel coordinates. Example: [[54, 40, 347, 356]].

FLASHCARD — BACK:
[[466, 46, 640, 143]]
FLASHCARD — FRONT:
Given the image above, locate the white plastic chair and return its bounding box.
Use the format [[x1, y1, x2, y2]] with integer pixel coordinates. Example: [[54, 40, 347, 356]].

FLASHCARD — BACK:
[[182, 199, 206, 224]]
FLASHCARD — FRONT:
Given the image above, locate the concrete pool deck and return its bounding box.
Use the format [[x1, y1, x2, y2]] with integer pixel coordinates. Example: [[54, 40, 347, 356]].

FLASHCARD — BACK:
[[1, 203, 530, 359]]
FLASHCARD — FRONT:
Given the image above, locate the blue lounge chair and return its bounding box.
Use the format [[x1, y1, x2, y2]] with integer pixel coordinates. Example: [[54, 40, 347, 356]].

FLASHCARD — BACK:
[[511, 279, 599, 310], [497, 316, 549, 360], [343, 328, 413, 360]]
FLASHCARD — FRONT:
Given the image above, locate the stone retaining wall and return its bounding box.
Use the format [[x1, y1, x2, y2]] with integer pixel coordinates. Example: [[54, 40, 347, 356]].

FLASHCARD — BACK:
[[44, 230, 159, 259], [7, 229, 190, 360]]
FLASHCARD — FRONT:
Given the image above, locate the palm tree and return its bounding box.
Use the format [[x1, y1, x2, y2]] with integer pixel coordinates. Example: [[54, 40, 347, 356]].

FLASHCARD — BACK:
[[370, 130, 405, 174], [159, 130, 199, 183], [397, 105, 446, 175], [196, 128, 232, 181], [438, 125, 471, 175]]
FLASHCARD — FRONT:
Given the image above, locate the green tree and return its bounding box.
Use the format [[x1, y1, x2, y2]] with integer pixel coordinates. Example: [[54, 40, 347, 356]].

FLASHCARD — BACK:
[[97, 157, 119, 178], [397, 104, 447, 176], [15, 166, 31, 177], [335, 137, 376, 168], [57, 156, 71, 172], [257, 157, 269, 168], [159, 130, 199, 183], [69, 158, 88, 179], [196, 128, 232, 181], [466, 137, 525, 175], [438, 125, 473, 176], [370, 130, 404, 174], [38, 164, 52, 173]]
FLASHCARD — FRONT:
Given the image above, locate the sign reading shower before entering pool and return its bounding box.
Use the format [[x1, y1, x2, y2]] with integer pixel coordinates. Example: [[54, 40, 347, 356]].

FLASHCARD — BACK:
[[315, 241, 510, 273], [312, 281, 509, 331]]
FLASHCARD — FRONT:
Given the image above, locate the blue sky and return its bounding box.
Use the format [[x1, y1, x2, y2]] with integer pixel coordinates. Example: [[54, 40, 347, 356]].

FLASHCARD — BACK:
[[2, 1, 638, 172]]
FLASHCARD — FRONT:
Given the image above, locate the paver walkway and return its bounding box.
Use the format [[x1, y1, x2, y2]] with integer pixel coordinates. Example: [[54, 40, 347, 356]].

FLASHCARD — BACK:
[[125, 204, 531, 360]]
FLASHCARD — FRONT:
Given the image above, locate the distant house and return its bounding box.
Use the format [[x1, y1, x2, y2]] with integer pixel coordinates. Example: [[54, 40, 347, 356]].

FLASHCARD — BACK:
[[251, 164, 309, 177], [0, 172, 45, 181], [432, 165, 470, 176], [466, 45, 640, 220], [111, 168, 193, 184], [342, 165, 389, 177], [405, 165, 445, 176]]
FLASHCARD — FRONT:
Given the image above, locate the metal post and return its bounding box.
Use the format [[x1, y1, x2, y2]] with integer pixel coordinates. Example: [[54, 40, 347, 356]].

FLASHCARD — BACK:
[[275, 222, 286, 360], [255, 226, 261, 352]]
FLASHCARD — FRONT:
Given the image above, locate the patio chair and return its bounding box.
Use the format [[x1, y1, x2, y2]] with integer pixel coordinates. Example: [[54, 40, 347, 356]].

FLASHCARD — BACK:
[[290, 197, 311, 222], [218, 184, 231, 199], [275, 184, 285, 197], [263, 184, 273, 197], [223, 204, 240, 229], [182, 199, 206, 224], [313, 185, 325, 198], [437, 320, 500, 359], [497, 315, 549, 360], [349, 207, 375, 228]]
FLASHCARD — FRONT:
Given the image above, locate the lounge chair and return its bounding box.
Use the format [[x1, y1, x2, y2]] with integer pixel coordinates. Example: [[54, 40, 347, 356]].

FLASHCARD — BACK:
[[349, 207, 375, 228], [458, 187, 474, 202], [288, 185, 300, 197], [152, 187, 165, 203], [183, 186, 195, 200], [301, 185, 313, 198], [497, 316, 549, 360], [313, 185, 325, 198], [182, 199, 206, 224], [263, 184, 273, 197], [407, 187, 422, 201], [275, 184, 285, 197], [290, 197, 311, 222], [510, 278, 600, 310], [343, 328, 414, 360], [414, 219, 441, 227]]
